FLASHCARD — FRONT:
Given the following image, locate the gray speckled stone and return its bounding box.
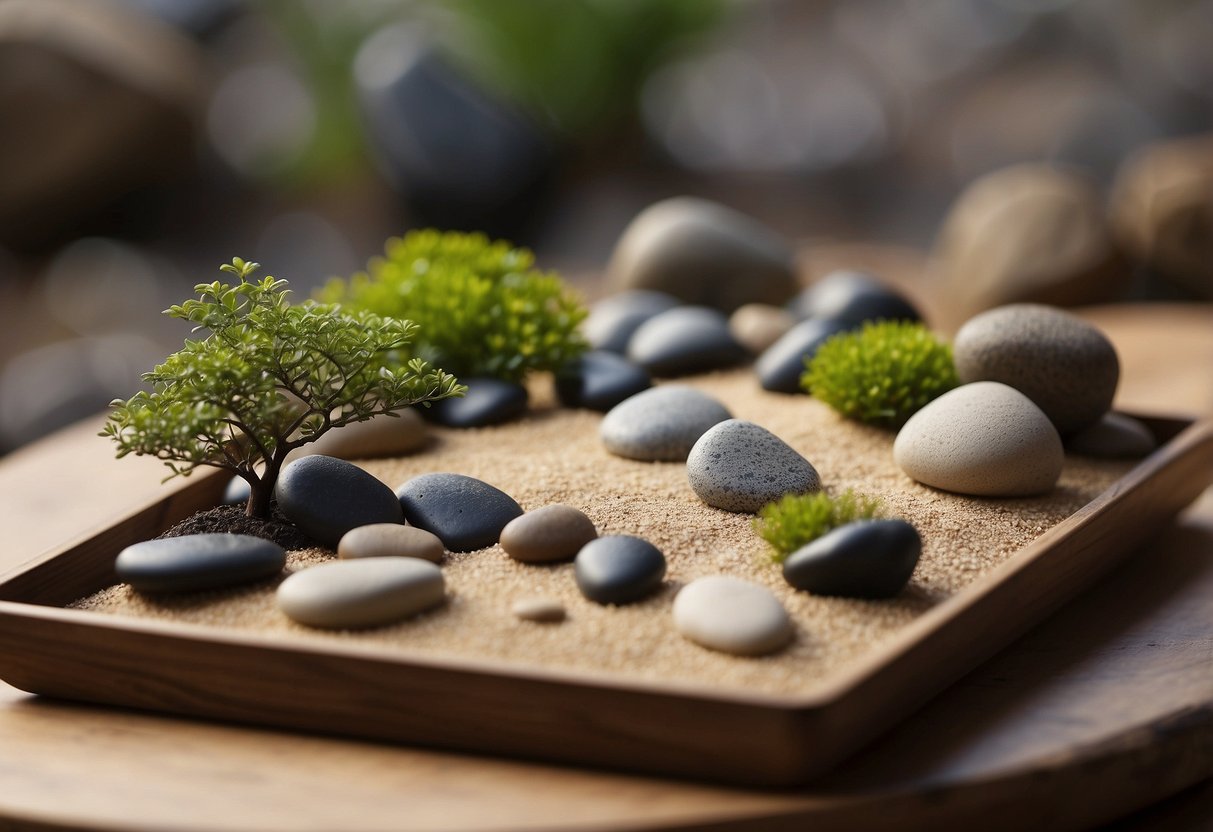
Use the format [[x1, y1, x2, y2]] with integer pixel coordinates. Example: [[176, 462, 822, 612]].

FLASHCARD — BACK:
[[755, 318, 850, 394], [277, 556, 445, 629], [626, 306, 748, 377], [673, 576, 793, 656], [953, 304, 1119, 436], [606, 197, 798, 312], [788, 271, 920, 326], [116, 534, 286, 594], [274, 455, 404, 548], [574, 535, 666, 605], [337, 523, 445, 563], [782, 520, 921, 598], [584, 290, 681, 353], [686, 420, 821, 513], [600, 386, 732, 461], [499, 504, 597, 563], [396, 473, 523, 552], [1066, 412, 1157, 458], [894, 382, 1064, 497]]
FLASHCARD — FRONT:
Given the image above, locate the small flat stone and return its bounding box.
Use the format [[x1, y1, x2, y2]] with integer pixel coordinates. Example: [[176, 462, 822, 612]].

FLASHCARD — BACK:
[[116, 533, 285, 594], [789, 271, 920, 326], [574, 535, 666, 605], [894, 381, 1064, 497], [600, 386, 732, 461], [277, 556, 445, 629], [424, 377, 528, 428], [554, 351, 651, 412], [396, 473, 523, 552], [274, 455, 403, 548], [306, 409, 428, 458], [953, 304, 1120, 436], [673, 576, 793, 656], [627, 306, 748, 377], [755, 318, 850, 394], [782, 520, 921, 598], [728, 303, 796, 354], [511, 597, 566, 623], [687, 420, 821, 513], [606, 197, 798, 312], [1066, 412, 1157, 458], [500, 504, 597, 563], [584, 290, 681, 353], [337, 523, 444, 563]]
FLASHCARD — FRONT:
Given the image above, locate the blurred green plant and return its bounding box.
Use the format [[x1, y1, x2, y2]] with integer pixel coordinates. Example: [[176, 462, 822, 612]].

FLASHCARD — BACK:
[[754, 489, 884, 563], [103, 258, 463, 518], [802, 321, 959, 428], [319, 229, 587, 383]]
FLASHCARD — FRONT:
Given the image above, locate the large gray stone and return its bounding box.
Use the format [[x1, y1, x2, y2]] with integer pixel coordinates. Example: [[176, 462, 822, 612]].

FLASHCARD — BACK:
[[274, 455, 404, 548], [396, 473, 523, 552], [116, 533, 285, 594], [627, 306, 747, 377], [687, 420, 821, 513], [600, 386, 732, 462]]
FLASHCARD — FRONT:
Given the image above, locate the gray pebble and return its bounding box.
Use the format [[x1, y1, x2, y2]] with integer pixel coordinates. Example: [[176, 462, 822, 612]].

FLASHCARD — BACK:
[[687, 420, 821, 513], [396, 473, 523, 552], [584, 290, 681, 353], [277, 556, 445, 629], [788, 271, 920, 326], [600, 386, 732, 461], [554, 350, 651, 412], [499, 504, 597, 563], [755, 318, 850, 394], [274, 456, 403, 548], [782, 520, 921, 598], [574, 535, 666, 605], [627, 306, 748, 377], [424, 377, 528, 428], [893, 382, 1064, 497], [673, 576, 793, 656], [116, 533, 285, 594], [1066, 412, 1157, 458], [953, 304, 1119, 436]]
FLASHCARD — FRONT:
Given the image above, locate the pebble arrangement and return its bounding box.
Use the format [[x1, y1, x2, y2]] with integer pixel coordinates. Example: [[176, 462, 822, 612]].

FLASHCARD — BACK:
[[109, 198, 1149, 663]]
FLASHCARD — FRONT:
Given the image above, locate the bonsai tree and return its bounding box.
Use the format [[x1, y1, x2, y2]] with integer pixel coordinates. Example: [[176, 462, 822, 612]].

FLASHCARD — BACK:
[[103, 258, 464, 518], [318, 229, 588, 384]]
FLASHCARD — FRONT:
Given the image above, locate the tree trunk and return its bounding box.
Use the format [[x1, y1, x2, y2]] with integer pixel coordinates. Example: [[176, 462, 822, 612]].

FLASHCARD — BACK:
[[246, 476, 273, 519]]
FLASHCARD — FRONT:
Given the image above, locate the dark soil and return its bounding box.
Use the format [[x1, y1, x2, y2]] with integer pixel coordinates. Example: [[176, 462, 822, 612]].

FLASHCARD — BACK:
[[158, 504, 321, 551]]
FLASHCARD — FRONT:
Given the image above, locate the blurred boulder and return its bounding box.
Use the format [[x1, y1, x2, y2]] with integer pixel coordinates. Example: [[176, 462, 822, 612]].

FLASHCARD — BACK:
[[606, 197, 798, 313], [931, 164, 1127, 327], [1110, 134, 1213, 299]]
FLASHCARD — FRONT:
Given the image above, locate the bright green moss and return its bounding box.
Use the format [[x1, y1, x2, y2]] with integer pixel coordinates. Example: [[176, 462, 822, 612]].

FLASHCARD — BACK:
[[754, 489, 884, 563], [318, 229, 588, 383], [802, 321, 959, 428]]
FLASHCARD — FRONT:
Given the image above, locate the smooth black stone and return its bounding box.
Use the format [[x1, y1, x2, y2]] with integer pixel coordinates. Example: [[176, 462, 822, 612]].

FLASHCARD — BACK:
[[755, 318, 851, 393], [274, 455, 403, 548], [396, 473, 523, 553], [782, 520, 921, 599], [555, 351, 652, 411], [116, 533, 286, 594], [584, 291, 681, 353], [222, 475, 250, 506], [789, 271, 921, 326], [627, 306, 748, 377], [574, 535, 666, 605], [424, 378, 529, 428]]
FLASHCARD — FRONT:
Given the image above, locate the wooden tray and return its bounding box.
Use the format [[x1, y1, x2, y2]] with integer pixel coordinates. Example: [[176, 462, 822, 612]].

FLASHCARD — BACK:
[[0, 415, 1209, 787]]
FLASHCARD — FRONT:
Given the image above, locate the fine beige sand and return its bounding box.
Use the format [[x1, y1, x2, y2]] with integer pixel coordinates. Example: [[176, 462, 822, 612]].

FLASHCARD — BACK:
[[74, 371, 1134, 696]]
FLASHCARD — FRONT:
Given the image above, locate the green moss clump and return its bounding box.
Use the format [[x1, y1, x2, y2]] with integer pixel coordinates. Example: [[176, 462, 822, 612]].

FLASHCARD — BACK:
[[801, 321, 959, 428], [318, 229, 588, 383], [754, 490, 884, 562]]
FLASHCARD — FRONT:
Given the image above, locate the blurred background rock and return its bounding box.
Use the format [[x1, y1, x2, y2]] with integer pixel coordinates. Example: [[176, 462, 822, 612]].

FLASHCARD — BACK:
[[0, 0, 1209, 452]]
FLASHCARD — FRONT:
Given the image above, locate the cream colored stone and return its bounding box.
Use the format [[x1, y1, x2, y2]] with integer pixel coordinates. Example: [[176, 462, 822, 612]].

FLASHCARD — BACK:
[[728, 303, 796, 354], [277, 557, 444, 629], [673, 576, 793, 656], [337, 523, 444, 563]]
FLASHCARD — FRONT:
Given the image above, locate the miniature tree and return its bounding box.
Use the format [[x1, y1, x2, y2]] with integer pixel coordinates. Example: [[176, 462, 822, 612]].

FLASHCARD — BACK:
[[103, 258, 464, 519], [317, 229, 588, 383]]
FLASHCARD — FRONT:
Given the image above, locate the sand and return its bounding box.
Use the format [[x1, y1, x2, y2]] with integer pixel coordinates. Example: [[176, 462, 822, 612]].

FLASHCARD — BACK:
[[73, 371, 1134, 697]]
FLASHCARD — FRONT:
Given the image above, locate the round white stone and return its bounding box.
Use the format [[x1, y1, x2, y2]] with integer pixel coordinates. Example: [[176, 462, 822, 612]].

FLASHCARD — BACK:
[[893, 381, 1064, 497], [673, 576, 793, 656], [277, 557, 445, 629]]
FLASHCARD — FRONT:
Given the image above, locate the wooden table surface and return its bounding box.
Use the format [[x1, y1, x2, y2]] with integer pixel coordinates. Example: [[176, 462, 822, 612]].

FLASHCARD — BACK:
[[0, 303, 1209, 831]]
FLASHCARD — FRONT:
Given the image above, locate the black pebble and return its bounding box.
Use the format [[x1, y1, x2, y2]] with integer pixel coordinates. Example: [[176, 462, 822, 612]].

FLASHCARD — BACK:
[[755, 318, 850, 393], [116, 533, 286, 594], [555, 351, 652, 411], [424, 377, 528, 428], [574, 535, 667, 605], [274, 455, 403, 548], [782, 520, 921, 598], [396, 472, 523, 552], [584, 290, 681, 353], [789, 271, 920, 326], [627, 306, 748, 377]]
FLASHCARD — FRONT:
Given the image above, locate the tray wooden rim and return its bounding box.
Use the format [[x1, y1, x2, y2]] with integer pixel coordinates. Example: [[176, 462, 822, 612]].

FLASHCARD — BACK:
[[0, 412, 1210, 784]]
